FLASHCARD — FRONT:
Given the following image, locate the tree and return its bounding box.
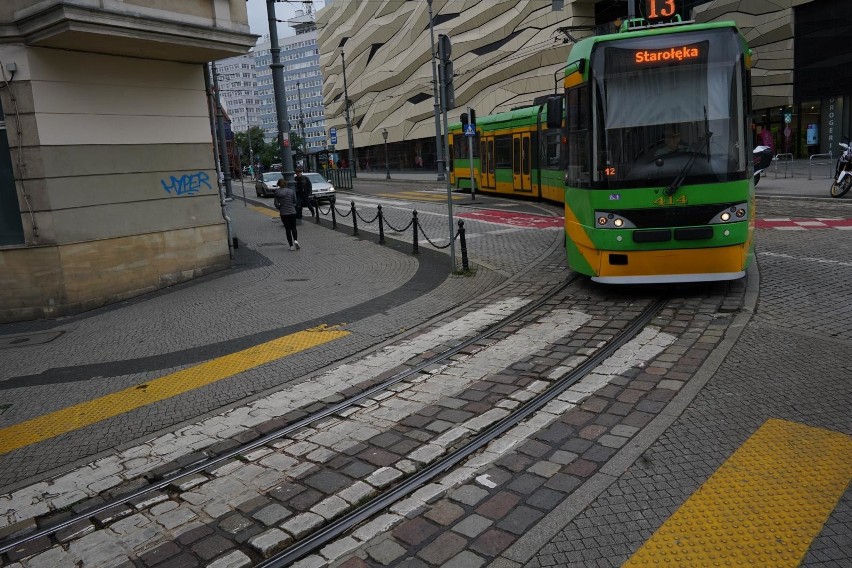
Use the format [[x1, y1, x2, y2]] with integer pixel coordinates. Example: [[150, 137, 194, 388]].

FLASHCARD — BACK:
[[233, 126, 266, 168]]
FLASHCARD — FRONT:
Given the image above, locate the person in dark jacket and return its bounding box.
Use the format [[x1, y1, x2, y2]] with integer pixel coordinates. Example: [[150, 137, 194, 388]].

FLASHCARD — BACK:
[[274, 177, 300, 250], [294, 168, 314, 219]]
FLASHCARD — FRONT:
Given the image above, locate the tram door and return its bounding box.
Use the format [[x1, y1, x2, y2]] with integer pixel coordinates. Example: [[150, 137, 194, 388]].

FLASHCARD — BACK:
[[512, 133, 532, 192], [481, 136, 495, 188]]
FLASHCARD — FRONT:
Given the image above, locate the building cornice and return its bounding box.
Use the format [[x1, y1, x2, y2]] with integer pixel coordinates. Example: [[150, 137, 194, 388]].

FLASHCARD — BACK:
[[4, 2, 256, 62]]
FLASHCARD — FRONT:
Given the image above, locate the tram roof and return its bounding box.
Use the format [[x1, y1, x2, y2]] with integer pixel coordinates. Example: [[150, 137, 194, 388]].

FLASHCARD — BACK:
[[564, 20, 742, 77], [448, 104, 544, 132]]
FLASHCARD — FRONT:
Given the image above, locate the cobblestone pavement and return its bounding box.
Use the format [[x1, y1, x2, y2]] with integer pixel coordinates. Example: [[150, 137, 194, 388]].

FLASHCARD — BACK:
[[0, 194, 561, 488], [512, 197, 852, 568], [0, 190, 849, 568]]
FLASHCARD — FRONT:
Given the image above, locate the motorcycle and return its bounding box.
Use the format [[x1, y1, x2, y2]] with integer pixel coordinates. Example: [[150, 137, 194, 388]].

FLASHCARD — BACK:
[[753, 145, 773, 187], [830, 139, 852, 198]]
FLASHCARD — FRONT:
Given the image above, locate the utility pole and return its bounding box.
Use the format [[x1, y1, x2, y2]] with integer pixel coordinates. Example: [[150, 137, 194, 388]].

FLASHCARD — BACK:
[[244, 105, 255, 179], [211, 62, 233, 199], [427, 0, 445, 181], [267, 0, 295, 185], [341, 51, 357, 178], [296, 81, 305, 159], [438, 34, 456, 270]]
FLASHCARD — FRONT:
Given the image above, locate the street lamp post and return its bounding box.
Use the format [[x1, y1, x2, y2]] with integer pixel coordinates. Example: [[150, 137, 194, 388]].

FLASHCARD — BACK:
[[296, 81, 305, 157], [426, 0, 445, 181], [382, 128, 390, 179], [341, 51, 357, 178], [266, 0, 295, 186], [244, 105, 255, 179]]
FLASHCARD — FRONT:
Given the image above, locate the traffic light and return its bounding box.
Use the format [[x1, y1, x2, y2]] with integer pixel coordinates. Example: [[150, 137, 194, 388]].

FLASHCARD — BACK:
[[438, 34, 455, 110], [443, 61, 455, 109], [460, 113, 468, 127], [438, 34, 451, 63], [469, 109, 476, 127]]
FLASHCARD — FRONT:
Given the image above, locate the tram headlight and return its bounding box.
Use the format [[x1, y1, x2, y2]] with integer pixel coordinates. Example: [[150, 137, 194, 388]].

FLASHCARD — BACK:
[[594, 211, 635, 229], [710, 203, 749, 224]]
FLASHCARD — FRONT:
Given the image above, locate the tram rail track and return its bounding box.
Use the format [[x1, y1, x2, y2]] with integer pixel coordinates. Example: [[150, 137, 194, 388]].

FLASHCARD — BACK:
[[0, 267, 683, 568], [259, 295, 668, 567], [0, 274, 585, 557]]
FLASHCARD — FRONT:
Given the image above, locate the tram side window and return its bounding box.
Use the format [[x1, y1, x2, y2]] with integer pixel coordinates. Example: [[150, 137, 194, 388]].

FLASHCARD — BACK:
[[544, 130, 561, 168], [567, 86, 590, 187], [453, 135, 465, 158], [453, 134, 479, 159], [495, 136, 512, 169]]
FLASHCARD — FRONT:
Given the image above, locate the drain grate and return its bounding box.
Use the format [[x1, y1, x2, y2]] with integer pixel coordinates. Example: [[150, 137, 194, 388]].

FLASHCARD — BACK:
[[0, 331, 65, 349]]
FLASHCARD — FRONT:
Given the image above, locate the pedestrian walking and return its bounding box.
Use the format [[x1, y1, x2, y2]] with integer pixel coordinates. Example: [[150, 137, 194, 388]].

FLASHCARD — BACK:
[[294, 168, 315, 220], [274, 176, 300, 250]]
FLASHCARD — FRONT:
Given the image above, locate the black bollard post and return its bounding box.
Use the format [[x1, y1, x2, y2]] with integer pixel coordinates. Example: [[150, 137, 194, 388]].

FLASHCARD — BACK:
[[331, 200, 337, 229], [412, 210, 419, 255], [351, 200, 358, 236], [378, 204, 385, 245], [458, 219, 469, 271]]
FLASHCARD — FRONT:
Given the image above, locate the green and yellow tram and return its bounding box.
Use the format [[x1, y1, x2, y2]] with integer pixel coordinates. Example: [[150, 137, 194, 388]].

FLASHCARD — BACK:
[[548, 18, 755, 283], [449, 105, 564, 203]]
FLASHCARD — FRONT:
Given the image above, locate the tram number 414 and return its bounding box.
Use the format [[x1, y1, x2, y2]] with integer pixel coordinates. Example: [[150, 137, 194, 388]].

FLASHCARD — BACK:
[[653, 195, 688, 206]]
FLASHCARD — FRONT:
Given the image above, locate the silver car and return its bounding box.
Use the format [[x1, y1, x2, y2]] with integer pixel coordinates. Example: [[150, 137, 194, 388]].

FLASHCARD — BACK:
[[255, 172, 282, 198], [303, 172, 336, 204]]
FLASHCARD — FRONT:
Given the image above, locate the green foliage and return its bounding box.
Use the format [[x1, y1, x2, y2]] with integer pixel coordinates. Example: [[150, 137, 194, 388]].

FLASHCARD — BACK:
[[233, 126, 267, 168], [233, 126, 308, 171]]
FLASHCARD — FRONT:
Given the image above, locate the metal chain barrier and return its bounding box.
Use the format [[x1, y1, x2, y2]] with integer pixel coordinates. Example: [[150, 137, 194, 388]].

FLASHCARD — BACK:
[[416, 217, 456, 250], [311, 199, 470, 270]]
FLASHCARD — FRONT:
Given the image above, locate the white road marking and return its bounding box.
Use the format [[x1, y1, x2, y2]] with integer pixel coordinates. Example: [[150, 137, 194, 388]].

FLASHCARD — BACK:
[[0, 297, 531, 529], [759, 251, 852, 268]]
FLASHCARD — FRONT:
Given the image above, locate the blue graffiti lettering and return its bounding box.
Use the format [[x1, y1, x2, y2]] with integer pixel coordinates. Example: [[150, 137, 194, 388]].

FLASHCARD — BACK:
[[160, 172, 213, 196]]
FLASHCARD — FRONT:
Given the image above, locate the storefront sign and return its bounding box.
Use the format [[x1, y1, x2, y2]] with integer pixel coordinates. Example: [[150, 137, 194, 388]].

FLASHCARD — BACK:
[[821, 96, 843, 155]]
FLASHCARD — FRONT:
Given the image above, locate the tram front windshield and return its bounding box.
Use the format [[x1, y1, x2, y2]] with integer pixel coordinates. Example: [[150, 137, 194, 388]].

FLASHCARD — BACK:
[[590, 28, 747, 188]]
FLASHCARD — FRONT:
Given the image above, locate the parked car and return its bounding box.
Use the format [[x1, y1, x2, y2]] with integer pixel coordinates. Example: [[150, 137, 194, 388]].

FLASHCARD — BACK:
[[303, 172, 336, 204], [255, 172, 282, 197]]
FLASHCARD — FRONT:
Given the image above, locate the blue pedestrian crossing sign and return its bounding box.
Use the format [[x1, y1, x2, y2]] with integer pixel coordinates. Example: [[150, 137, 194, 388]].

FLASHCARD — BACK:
[[463, 124, 476, 137], [329, 127, 337, 144]]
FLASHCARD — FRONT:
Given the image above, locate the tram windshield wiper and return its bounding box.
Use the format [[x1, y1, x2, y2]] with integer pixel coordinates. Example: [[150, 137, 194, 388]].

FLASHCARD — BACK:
[[665, 107, 713, 196]]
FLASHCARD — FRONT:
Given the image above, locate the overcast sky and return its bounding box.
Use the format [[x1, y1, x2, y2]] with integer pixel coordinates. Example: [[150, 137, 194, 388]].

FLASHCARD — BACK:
[[245, 0, 328, 39]]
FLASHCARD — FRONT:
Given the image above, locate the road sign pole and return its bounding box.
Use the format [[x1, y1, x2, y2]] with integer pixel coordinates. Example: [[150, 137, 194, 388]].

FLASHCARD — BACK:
[[467, 108, 475, 201]]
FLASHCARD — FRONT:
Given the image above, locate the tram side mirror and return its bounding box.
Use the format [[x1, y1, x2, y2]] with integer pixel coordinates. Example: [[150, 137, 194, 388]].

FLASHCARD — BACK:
[[546, 96, 563, 129]]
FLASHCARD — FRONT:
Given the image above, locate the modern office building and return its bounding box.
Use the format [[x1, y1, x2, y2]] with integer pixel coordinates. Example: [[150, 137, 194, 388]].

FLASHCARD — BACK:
[[0, 1, 255, 322], [255, 8, 327, 164], [316, 0, 852, 169], [216, 53, 260, 136]]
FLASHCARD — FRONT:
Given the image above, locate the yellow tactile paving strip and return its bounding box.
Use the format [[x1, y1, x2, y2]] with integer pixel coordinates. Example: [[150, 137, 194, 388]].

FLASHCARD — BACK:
[[251, 205, 279, 217], [0, 325, 349, 455], [625, 418, 852, 567]]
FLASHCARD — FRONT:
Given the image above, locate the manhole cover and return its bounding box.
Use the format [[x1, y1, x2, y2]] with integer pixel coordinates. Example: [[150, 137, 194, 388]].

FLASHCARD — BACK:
[[0, 331, 65, 349]]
